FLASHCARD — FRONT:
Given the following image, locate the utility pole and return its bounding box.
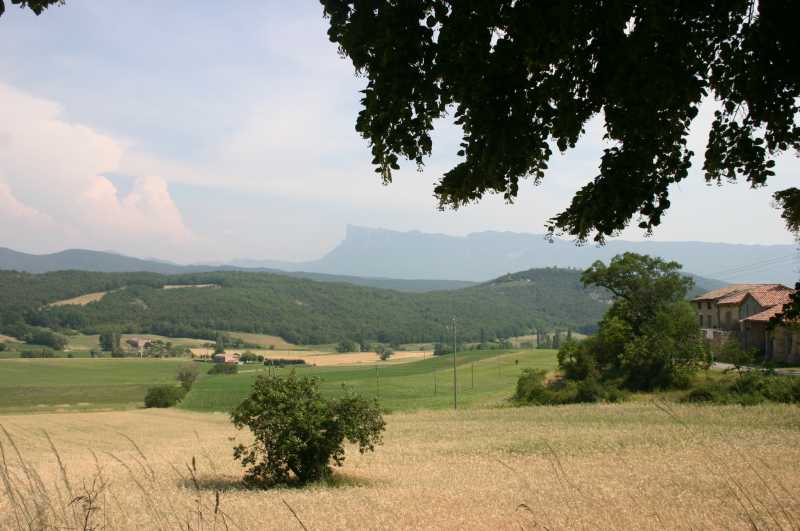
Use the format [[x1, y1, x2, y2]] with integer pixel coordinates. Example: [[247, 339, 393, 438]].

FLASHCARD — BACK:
[[471, 363, 474, 390], [376, 365, 380, 400], [452, 317, 457, 410]]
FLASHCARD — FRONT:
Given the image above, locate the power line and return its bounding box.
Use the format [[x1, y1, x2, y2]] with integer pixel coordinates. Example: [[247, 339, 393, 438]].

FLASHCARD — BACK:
[[704, 254, 798, 280]]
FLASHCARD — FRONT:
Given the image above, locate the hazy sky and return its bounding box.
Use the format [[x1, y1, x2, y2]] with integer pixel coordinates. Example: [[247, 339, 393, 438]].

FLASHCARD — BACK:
[[0, 1, 797, 263]]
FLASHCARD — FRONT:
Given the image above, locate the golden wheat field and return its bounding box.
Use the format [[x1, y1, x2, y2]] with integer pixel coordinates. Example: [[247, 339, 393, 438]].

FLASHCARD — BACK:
[[1, 403, 799, 530]]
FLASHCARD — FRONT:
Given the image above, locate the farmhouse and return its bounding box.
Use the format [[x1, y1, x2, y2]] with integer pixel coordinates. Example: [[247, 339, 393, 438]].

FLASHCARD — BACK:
[[212, 353, 240, 364], [692, 284, 799, 363]]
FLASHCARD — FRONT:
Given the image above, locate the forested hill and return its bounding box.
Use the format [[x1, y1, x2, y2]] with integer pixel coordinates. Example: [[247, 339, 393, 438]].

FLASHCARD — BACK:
[[0, 268, 610, 344]]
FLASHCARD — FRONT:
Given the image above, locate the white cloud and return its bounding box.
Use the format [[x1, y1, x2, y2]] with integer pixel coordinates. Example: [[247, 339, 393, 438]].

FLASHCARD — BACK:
[[0, 83, 197, 258]]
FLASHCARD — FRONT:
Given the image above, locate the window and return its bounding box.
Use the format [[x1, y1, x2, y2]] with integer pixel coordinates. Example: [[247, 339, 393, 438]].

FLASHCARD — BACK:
[[699, 315, 704, 327], [725, 311, 732, 325], [707, 302, 712, 310]]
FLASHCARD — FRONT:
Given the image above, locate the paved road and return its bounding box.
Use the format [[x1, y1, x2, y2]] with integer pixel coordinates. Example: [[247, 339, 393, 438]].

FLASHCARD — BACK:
[[712, 362, 800, 377]]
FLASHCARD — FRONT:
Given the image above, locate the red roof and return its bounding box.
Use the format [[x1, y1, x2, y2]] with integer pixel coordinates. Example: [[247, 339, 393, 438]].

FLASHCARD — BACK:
[[694, 284, 791, 304], [693, 284, 768, 302], [743, 305, 785, 323], [741, 290, 793, 323]]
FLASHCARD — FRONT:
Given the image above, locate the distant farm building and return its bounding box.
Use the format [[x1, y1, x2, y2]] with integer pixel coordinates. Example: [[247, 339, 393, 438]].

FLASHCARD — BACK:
[[692, 284, 799, 363], [212, 353, 240, 364]]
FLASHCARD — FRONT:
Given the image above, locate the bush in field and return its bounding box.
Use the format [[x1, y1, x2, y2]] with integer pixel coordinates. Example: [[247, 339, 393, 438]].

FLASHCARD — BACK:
[[208, 363, 238, 375], [681, 372, 800, 405], [513, 369, 620, 405], [239, 351, 262, 363], [21, 349, 55, 358], [263, 358, 306, 367], [28, 329, 67, 350], [231, 372, 385, 485], [176, 363, 200, 391], [336, 339, 358, 353], [144, 385, 186, 408], [0, 342, 6, 352], [376, 345, 393, 361]]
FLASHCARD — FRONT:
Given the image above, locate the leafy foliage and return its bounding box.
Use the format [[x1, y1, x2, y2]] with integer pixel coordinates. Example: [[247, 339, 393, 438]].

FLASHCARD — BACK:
[[376, 344, 393, 361], [336, 339, 358, 353], [0, 0, 62, 17], [176, 363, 200, 391], [321, 1, 800, 243], [683, 372, 800, 406], [144, 385, 185, 408], [28, 329, 67, 350], [208, 364, 238, 375], [555, 253, 705, 391], [230, 373, 385, 484]]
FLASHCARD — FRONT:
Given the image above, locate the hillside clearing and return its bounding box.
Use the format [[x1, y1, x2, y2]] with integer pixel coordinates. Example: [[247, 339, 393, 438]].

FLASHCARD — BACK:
[[1, 404, 798, 530], [47, 291, 108, 306], [162, 283, 220, 289], [224, 331, 296, 349]]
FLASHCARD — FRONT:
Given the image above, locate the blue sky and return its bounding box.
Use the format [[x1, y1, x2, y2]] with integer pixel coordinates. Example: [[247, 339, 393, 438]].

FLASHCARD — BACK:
[[0, 1, 797, 263]]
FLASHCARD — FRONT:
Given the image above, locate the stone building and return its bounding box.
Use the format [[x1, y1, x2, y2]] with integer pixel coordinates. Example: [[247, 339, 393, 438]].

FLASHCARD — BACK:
[[692, 284, 799, 363]]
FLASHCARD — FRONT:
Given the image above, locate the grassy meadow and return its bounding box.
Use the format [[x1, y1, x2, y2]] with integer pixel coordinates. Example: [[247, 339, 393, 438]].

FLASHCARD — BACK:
[[1, 403, 799, 530], [182, 349, 557, 413], [0, 358, 187, 413], [0, 348, 554, 414]]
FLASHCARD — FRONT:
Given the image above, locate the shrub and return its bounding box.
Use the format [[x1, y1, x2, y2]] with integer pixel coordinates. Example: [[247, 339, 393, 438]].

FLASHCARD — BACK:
[[684, 384, 724, 403], [0, 342, 6, 352], [376, 345, 393, 361], [575, 378, 606, 403], [336, 339, 358, 353], [176, 363, 200, 391], [239, 351, 261, 363], [263, 358, 306, 367], [230, 372, 385, 485], [20, 349, 55, 358], [144, 385, 186, 408], [208, 363, 238, 375], [28, 329, 68, 351], [513, 369, 578, 404]]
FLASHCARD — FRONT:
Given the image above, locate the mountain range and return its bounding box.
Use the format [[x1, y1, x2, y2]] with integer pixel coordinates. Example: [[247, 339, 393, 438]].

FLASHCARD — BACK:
[[1, 225, 795, 288], [234, 226, 798, 285]]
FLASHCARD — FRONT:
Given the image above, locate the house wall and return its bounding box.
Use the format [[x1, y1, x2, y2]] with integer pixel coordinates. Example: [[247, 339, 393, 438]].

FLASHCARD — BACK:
[[739, 296, 764, 321], [770, 326, 800, 364], [717, 304, 741, 331], [742, 321, 768, 355], [695, 301, 718, 328]]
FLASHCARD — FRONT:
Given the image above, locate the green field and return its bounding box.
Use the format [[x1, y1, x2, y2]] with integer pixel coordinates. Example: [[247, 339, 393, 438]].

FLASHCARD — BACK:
[[0, 349, 557, 414], [181, 349, 558, 413], [0, 358, 187, 412]]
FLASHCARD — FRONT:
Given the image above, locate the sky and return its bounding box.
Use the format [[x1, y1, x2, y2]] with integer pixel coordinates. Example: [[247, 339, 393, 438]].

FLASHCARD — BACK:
[[0, 0, 797, 264]]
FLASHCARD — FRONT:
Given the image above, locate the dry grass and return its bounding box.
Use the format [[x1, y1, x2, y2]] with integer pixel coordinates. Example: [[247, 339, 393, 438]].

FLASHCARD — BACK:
[[1, 403, 799, 530], [190, 349, 431, 366], [0, 335, 14, 342], [48, 292, 108, 307]]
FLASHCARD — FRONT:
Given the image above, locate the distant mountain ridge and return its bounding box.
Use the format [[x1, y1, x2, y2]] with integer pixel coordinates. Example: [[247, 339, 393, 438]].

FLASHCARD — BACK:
[[232, 225, 798, 285], [0, 247, 475, 293]]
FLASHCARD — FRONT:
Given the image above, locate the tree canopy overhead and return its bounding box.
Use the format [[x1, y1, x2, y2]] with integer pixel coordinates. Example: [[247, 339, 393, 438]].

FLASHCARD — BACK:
[[320, 0, 800, 242], [0, 0, 62, 17]]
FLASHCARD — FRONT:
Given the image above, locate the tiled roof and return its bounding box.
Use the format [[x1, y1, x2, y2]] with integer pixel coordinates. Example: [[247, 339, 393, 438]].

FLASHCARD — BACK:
[[743, 305, 785, 323], [692, 284, 780, 301], [750, 288, 793, 308], [717, 286, 792, 306]]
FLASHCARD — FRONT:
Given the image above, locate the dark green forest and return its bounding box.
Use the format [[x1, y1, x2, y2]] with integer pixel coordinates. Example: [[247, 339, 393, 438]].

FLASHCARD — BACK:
[[0, 268, 610, 344]]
